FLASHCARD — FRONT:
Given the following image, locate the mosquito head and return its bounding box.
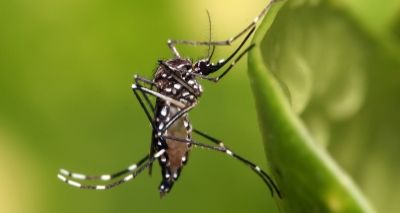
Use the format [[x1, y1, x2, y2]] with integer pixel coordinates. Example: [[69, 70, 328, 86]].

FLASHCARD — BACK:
[[193, 57, 225, 76]]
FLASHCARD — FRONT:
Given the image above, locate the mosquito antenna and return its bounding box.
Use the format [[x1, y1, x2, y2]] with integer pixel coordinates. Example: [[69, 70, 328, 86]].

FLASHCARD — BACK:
[[206, 10, 215, 61]]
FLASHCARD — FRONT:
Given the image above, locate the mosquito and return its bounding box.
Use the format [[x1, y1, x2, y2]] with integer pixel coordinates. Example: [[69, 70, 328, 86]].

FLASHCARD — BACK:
[[58, 0, 281, 198]]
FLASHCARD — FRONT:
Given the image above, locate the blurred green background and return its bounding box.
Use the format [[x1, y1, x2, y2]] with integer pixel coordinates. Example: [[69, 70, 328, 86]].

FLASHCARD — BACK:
[[0, 0, 399, 212]]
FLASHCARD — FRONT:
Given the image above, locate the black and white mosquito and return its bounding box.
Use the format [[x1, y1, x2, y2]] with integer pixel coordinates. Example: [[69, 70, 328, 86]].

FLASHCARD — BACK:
[[58, 0, 281, 198]]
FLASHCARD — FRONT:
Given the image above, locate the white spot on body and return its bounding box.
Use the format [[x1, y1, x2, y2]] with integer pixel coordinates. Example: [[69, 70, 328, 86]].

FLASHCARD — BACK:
[[173, 173, 178, 179], [131, 84, 137, 89], [161, 156, 167, 163], [174, 83, 182, 90], [188, 80, 195, 85], [165, 173, 170, 178], [161, 106, 168, 116], [158, 122, 164, 130], [162, 73, 167, 78], [182, 92, 189, 97], [182, 156, 186, 162], [183, 120, 189, 128], [226, 150, 233, 156], [165, 88, 172, 93]]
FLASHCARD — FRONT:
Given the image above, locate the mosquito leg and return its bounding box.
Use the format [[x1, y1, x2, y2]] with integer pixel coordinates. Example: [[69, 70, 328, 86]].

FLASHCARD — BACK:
[[57, 150, 166, 190], [192, 129, 224, 147], [208, 26, 255, 71], [212, 43, 256, 82], [132, 83, 185, 109], [132, 85, 156, 129], [162, 135, 282, 198], [167, 0, 276, 56], [58, 154, 150, 182], [132, 75, 164, 175]]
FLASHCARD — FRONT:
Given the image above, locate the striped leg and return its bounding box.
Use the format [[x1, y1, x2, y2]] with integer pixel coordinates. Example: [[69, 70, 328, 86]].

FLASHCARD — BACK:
[[57, 150, 165, 190], [58, 154, 149, 182], [162, 135, 282, 198]]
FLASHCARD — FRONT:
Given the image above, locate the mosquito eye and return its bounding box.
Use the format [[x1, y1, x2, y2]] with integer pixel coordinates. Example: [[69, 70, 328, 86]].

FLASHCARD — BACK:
[[199, 61, 208, 69]]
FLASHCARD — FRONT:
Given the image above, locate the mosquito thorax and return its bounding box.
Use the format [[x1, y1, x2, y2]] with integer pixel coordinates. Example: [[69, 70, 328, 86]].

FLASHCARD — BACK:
[[155, 58, 203, 101]]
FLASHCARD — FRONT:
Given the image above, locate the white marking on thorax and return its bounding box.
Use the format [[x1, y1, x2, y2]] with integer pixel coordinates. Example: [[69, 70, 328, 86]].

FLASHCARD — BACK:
[[174, 83, 182, 90]]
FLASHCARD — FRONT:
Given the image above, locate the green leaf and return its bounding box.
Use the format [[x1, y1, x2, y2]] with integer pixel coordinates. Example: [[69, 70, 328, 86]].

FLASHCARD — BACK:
[[248, 0, 375, 212]]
